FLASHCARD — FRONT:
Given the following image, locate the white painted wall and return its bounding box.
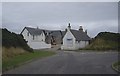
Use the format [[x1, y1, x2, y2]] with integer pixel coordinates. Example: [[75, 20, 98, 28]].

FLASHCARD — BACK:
[[75, 41, 89, 49], [22, 29, 31, 41], [21, 28, 51, 49], [61, 28, 76, 50], [30, 32, 45, 42]]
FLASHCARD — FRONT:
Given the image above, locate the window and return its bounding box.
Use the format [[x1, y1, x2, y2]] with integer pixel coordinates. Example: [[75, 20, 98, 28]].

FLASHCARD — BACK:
[[33, 35, 34, 40], [67, 39, 72, 41], [27, 32, 29, 36]]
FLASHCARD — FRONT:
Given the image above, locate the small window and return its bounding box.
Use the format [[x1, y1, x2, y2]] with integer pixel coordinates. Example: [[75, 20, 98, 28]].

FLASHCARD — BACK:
[[27, 32, 29, 36], [33, 35, 34, 40], [66, 38, 73, 47], [67, 38, 72, 41]]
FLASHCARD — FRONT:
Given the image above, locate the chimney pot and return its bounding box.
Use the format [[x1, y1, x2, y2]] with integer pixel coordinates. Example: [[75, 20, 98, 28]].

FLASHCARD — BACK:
[[68, 23, 71, 29]]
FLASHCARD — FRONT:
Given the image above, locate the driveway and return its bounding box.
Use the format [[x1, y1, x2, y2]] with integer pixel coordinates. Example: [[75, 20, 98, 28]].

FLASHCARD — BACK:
[[3, 51, 118, 74]]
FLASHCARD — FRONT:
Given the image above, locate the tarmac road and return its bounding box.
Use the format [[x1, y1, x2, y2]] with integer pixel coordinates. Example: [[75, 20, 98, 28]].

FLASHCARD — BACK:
[[4, 51, 118, 74]]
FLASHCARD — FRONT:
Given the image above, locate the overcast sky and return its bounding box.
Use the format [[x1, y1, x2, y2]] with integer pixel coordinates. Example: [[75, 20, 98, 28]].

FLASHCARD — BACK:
[[2, 2, 118, 37]]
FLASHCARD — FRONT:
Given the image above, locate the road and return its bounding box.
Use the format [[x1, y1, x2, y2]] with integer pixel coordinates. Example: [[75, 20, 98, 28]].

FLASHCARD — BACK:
[[4, 51, 118, 74]]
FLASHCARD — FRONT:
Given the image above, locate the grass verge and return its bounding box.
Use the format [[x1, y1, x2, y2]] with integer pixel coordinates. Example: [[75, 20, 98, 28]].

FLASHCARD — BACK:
[[112, 61, 120, 72], [2, 51, 56, 72]]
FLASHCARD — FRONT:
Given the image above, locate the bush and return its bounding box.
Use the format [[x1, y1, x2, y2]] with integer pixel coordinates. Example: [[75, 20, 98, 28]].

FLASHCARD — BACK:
[[2, 28, 33, 52], [81, 32, 120, 51]]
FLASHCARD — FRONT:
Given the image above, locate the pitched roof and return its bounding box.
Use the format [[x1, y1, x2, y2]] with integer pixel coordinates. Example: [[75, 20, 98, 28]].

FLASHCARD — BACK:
[[21, 27, 63, 37], [70, 29, 91, 41], [21, 27, 91, 41], [50, 30, 62, 37], [21, 27, 44, 35]]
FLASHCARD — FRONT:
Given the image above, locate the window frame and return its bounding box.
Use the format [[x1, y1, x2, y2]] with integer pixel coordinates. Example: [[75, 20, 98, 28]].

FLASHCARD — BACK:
[[27, 32, 29, 36]]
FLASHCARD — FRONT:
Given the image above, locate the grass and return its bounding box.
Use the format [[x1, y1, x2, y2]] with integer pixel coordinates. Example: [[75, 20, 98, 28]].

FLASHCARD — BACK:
[[2, 47, 28, 60], [79, 38, 119, 51], [112, 61, 120, 72], [0, 47, 2, 73], [2, 51, 56, 72]]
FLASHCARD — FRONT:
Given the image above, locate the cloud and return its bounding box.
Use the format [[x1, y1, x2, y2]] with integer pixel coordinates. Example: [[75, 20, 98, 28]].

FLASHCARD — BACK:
[[2, 2, 118, 37]]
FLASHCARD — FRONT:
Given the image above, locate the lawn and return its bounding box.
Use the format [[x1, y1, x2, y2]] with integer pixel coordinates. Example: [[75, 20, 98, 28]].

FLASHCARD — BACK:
[[2, 51, 56, 71]]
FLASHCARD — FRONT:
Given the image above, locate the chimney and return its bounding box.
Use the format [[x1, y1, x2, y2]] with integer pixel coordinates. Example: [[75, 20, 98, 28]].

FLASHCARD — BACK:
[[68, 23, 71, 29], [79, 26, 83, 32]]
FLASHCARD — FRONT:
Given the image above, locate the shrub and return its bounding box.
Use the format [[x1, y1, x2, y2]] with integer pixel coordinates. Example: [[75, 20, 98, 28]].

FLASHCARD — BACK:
[[2, 28, 33, 52], [82, 32, 120, 51]]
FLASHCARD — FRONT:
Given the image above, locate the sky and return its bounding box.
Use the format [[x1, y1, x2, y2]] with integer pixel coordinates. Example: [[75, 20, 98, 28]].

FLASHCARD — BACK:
[[1, 0, 120, 2], [2, 2, 119, 38]]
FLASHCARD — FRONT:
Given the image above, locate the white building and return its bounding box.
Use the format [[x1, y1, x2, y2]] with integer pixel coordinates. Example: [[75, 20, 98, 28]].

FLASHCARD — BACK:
[[61, 23, 91, 50], [21, 27, 51, 49]]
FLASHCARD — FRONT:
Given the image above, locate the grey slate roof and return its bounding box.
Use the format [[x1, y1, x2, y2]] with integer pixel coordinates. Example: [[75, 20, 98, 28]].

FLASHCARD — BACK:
[[50, 30, 62, 37], [24, 27, 44, 35], [70, 29, 91, 41], [61, 31, 66, 38], [22, 27, 63, 37]]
